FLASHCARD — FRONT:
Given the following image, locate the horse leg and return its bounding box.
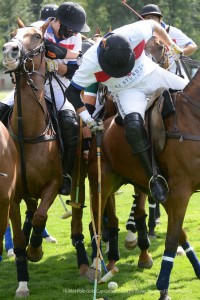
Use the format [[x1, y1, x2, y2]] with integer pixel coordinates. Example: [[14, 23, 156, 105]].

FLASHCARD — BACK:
[[0, 203, 9, 261], [106, 194, 120, 271], [10, 199, 29, 297], [71, 155, 89, 276], [148, 196, 157, 239], [27, 187, 57, 262], [156, 189, 190, 300], [124, 192, 138, 250], [133, 191, 153, 269], [179, 228, 200, 278], [22, 199, 38, 246]]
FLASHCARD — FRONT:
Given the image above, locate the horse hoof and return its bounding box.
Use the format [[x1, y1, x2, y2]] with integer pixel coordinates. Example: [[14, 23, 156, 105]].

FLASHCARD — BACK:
[[148, 232, 157, 240], [106, 260, 116, 271], [176, 246, 185, 256], [15, 281, 29, 298], [138, 256, 153, 269], [158, 290, 171, 300], [26, 245, 43, 262], [15, 290, 30, 298], [124, 231, 138, 250], [85, 267, 101, 283], [79, 264, 89, 277]]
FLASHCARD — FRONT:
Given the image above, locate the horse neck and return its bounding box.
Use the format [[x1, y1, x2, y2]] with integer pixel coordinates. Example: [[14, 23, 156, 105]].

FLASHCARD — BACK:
[[11, 61, 48, 137], [183, 68, 200, 100]]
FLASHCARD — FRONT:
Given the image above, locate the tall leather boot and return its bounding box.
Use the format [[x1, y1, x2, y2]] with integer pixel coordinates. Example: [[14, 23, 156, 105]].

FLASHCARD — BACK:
[[124, 112, 168, 203], [58, 110, 79, 196], [0, 102, 11, 127]]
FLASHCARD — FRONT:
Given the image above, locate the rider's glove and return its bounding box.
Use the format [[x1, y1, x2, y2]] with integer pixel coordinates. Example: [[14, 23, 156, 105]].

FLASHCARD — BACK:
[[44, 39, 67, 59], [86, 118, 104, 133], [169, 43, 183, 61], [46, 59, 58, 73]]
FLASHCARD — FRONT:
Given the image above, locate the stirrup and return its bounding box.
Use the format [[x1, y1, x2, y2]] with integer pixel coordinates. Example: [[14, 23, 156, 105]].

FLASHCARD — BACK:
[[149, 175, 169, 204]]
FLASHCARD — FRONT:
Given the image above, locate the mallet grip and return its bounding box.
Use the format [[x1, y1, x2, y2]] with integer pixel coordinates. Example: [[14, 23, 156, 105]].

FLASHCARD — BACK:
[[98, 267, 119, 284]]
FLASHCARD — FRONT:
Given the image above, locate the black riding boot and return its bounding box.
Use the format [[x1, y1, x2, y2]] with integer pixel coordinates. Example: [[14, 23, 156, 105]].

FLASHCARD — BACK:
[[58, 110, 79, 196], [0, 102, 11, 127], [124, 112, 168, 203]]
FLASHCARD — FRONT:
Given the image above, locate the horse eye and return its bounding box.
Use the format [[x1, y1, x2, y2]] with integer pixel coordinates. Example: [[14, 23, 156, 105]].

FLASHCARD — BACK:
[[35, 33, 41, 39]]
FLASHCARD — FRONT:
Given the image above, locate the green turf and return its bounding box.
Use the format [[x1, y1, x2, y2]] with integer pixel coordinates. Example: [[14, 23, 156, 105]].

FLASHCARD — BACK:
[[1, 185, 200, 300]]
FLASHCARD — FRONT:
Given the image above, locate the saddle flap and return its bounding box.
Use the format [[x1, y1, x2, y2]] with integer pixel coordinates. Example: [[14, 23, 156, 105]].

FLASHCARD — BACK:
[[149, 96, 166, 155]]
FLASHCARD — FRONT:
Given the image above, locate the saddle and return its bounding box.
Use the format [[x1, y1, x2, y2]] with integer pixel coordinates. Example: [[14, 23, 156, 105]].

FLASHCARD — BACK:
[[115, 89, 176, 155]]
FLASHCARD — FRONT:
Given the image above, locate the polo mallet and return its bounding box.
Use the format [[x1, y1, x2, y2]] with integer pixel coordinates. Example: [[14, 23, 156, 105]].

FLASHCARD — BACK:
[[66, 119, 87, 210], [90, 187, 108, 275], [59, 195, 72, 219], [121, 0, 144, 20], [93, 130, 103, 300], [90, 188, 119, 284]]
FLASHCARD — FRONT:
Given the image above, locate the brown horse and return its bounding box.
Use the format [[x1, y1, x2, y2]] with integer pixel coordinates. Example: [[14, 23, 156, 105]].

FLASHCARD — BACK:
[[88, 68, 200, 299], [2, 19, 63, 297], [70, 33, 169, 279], [0, 122, 17, 261]]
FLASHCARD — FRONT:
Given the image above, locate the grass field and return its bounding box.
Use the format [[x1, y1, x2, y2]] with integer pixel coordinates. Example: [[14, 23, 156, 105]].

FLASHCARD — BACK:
[[0, 90, 200, 300]]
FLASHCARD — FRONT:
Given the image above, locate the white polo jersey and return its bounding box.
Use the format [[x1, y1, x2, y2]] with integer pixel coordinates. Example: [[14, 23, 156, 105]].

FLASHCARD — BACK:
[[72, 20, 157, 93]]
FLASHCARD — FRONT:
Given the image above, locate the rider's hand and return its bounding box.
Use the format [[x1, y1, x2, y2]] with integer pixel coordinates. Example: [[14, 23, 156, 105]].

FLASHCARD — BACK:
[[86, 118, 104, 133], [169, 43, 183, 61], [46, 59, 58, 73]]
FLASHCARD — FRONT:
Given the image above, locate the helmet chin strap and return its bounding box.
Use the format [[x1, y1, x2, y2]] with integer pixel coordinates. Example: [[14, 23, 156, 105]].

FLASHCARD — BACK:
[[59, 24, 74, 39]]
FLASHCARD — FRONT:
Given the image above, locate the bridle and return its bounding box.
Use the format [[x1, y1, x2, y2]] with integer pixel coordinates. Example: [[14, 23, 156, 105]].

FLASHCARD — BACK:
[[7, 36, 46, 91]]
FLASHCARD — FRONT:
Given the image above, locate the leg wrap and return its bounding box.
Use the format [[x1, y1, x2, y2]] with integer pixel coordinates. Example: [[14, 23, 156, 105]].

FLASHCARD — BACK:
[[155, 203, 161, 219], [124, 113, 150, 154], [4, 224, 14, 252], [156, 250, 175, 290], [23, 211, 34, 246], [102, 214, 109, 243], [15, 248, 29, 282], [108, 227, 120, 261], [135, 215, 150, 250], [148, 197, 156, 230], [182, 241, 200, 277], [73, 234, 89, 267], [90, 233, 102, 261], [126, 196, 137, 233], [30, 226, 44, 248]]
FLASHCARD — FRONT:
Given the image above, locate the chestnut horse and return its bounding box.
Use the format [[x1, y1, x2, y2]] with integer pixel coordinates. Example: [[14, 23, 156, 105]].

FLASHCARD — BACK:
[[70, 34, 169, 279], [2, 20, 62, 297], [0, 122, 17, 261], [88, 68, 200, 300]]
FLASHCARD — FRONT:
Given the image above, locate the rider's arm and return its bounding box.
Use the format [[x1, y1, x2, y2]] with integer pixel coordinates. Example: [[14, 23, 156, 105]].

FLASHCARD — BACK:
[[44, 39, 81, 60], [151, 20, 180, 49]]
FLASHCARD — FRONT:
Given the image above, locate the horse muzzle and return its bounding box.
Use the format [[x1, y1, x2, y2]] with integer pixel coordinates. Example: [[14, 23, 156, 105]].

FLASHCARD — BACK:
[[2, 41, 23, 71]]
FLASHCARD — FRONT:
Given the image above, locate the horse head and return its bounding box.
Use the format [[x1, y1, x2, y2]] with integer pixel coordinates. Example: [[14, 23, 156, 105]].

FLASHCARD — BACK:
[[2, 17, 49, 72], [145, 36, 169, 69]]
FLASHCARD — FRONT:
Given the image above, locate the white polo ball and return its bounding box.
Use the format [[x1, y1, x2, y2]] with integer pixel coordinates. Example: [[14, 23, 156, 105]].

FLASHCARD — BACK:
[[108, 281, 118, 290]]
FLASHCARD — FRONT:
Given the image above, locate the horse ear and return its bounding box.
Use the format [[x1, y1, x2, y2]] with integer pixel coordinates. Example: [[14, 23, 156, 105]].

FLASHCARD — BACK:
[[95, 25, 101, 36], [40, 19, 51, 36], [108, 26, 112, 32], [17, 17, 25, 28]]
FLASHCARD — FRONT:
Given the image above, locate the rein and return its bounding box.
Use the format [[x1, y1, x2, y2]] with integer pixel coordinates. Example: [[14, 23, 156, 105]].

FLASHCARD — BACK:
[[166, 91, 200, 141], [8, 37, 56, 201]]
